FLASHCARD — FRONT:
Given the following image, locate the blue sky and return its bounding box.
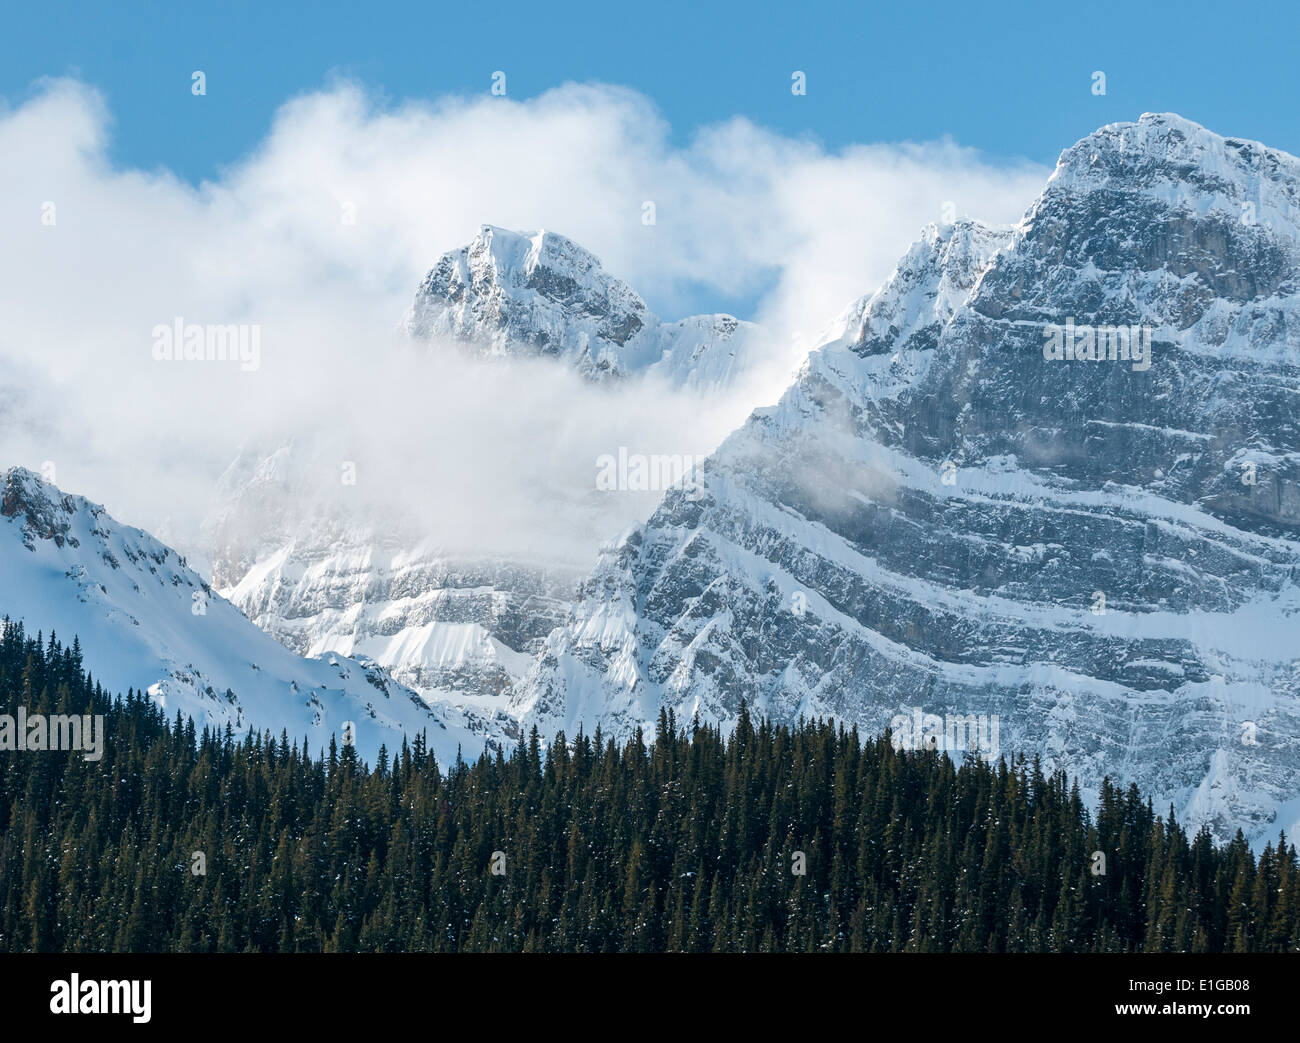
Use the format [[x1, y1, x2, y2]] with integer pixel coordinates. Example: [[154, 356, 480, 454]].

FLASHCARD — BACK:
[[3, 0, 1298, 184]]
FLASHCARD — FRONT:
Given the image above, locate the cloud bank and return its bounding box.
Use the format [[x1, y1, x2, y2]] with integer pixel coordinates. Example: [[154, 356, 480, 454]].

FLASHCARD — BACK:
[[0, 77, 1049, 569]]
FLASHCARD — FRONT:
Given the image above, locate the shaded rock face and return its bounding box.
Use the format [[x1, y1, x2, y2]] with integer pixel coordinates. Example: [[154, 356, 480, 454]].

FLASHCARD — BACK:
[[403, 225, 760, 389], [512, 114, 1300, 845], [3, 468, 82, 550]]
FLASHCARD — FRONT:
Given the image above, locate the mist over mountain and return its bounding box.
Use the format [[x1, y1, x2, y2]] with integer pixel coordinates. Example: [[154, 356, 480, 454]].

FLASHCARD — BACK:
[[204, 226, 776, 708]]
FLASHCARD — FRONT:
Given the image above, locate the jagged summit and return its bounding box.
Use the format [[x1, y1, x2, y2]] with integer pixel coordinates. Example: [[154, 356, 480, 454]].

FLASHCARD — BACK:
[[819, 217, 1013, 361], [1029, 112, 1300, 283], [1053, 112, 1295, 185], [409, 224, 650, 349], [402, 224, 762, 388]]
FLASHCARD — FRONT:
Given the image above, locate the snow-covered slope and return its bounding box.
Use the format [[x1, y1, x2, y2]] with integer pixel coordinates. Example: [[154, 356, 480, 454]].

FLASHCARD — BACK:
[[403, 225, 760, 389], [0, 467, 507, 764], [512, 114, 1300, 845]]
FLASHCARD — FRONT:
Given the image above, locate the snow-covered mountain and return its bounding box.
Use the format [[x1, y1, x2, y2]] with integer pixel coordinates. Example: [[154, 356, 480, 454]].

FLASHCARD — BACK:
[[403, 225, 761, 388], [511, 114, 1300, 845], [0, 466, 506, 764]]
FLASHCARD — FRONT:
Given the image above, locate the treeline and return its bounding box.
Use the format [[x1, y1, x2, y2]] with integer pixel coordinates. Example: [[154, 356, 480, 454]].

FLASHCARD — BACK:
[[0, 620, 1296, 952]]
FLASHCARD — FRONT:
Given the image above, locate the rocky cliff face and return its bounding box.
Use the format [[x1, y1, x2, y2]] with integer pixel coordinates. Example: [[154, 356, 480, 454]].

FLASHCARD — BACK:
[[511, 114, 1300, 845]]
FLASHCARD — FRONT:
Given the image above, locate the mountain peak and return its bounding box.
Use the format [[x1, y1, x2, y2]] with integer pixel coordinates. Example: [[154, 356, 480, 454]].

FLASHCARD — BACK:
[[1044, 112, 1300, 246], [2, 466, 97, 551], [402, 225, 761, 387], [813, 216, 1012, 362], [464, 224, 636, 304], [403, 224, 648, 365]]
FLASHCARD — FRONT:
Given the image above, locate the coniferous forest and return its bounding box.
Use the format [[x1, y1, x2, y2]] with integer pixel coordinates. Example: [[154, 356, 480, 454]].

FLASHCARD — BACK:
[[1, 621, 1297, 953]]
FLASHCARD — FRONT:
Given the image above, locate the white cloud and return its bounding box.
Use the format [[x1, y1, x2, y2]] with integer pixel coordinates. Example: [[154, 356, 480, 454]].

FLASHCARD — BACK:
[[0, 77, 1049, 567]]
